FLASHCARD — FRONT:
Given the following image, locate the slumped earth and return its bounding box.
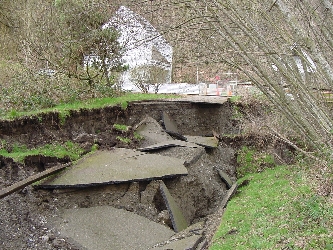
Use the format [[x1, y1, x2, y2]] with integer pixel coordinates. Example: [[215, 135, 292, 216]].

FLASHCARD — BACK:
[[0, 97, 292, 249]]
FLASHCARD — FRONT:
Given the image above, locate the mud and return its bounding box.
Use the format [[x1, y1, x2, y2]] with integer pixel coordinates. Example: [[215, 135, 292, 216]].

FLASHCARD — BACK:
[[0, 97, 293, 249]]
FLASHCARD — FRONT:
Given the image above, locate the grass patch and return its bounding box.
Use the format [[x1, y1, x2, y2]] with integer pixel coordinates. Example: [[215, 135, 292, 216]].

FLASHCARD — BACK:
[[1, 93, 178, 120], [0, 141, 84, 162], [236, 146, 275, 178], [229, 95, 241, 103], [210, 165, 333, 249]]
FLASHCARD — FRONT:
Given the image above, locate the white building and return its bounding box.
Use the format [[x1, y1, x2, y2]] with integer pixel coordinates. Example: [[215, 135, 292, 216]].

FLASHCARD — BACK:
[[102, 6, 173, 88]]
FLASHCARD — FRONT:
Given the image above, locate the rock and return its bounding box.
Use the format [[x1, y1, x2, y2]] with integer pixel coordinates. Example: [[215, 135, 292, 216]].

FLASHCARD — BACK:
[[41, 235, 49, 242], [52, 238, 66, 248], [158, 210, 172, 228]]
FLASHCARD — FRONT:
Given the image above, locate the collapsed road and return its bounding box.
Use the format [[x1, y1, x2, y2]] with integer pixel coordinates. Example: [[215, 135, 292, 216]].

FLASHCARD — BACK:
[[0, 96, 291, 249]]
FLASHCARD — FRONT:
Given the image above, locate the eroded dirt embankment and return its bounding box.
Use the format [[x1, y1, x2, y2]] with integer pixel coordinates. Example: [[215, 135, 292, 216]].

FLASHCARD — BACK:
[[0, 99, 293, 249]]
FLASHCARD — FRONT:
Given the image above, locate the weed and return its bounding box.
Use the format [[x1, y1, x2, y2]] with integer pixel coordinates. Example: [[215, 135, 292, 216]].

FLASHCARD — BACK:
[[62, 141, 85, 160], [121, 101, 128, 109], [58, 110, 70, 125], [116, 136, 131, 144], [113, 123, 130, 132], [9, 109, 19, 119], [36, 115, 43, 122], [134, 132, 144, 141], [91, 144, 99, 151]]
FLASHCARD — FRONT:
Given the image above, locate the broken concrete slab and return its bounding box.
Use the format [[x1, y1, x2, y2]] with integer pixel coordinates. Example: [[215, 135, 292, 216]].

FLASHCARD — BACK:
[[162, 111, 187, 141], [162, 111, 179, 133], [38, 148, 187, 188], [152, 221, 205, 249], [217, 170, 233, 189], [152, 234, 202, 250], [160, 182, 188, 233], [51, 206, 175, 250], [165, 130, 188, 141], [152, 146, 205, 168], [220, 182, 238, 209], [141, 180, 161, 205], [135, 116, 174, 147], [185, 135, 219, 148], [138, 140, 199, 152]]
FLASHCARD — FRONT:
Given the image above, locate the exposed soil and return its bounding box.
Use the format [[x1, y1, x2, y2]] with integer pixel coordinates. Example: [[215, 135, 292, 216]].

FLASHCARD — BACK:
[[0, 96, 294, 249]]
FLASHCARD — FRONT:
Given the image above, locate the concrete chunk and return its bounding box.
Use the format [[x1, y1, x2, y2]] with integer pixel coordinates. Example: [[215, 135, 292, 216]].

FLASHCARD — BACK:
[[38, 149, 187, 188], [138, 140, 199, 152], [185, 135, 219, 148], [162, 111, 187, 141], [51, 206, 175, 250], [160, 182, 188, 233], [135, 116, 173, 147], [153, 234, 202, 250], [220, 183, 238, 208], [217, 170, 233, 189], [162, 111, 179, 133]]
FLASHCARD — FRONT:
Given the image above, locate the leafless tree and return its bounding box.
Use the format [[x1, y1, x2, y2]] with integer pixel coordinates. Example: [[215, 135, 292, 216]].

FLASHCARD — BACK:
[[130, 65, 168, 93], [121, 0, 333, 165]]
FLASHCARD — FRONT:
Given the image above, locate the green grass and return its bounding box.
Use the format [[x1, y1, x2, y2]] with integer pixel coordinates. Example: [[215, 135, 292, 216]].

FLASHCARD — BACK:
[[210, 165, 333, 250], [0, 141, 84, 162], [236, 146, 275, 178], [0, 93, 179, 120]]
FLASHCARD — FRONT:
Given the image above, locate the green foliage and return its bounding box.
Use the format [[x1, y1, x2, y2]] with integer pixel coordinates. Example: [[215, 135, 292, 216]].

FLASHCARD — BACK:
[[50, 1, 126, 91], [0, 141, 84, 162], [120, 101, 128, 110], [116, 136, 131, 144], [91, 143, 99, 152], [229, 95, 241, 103], [9, 110, 19, 119], [58, 110, 70, 125], [134, 132, 144, 141], [236, 146, 275, 178], [113, 124, 130, 132], [1, 1, 125, 98], [210, 166, 333, 250]]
